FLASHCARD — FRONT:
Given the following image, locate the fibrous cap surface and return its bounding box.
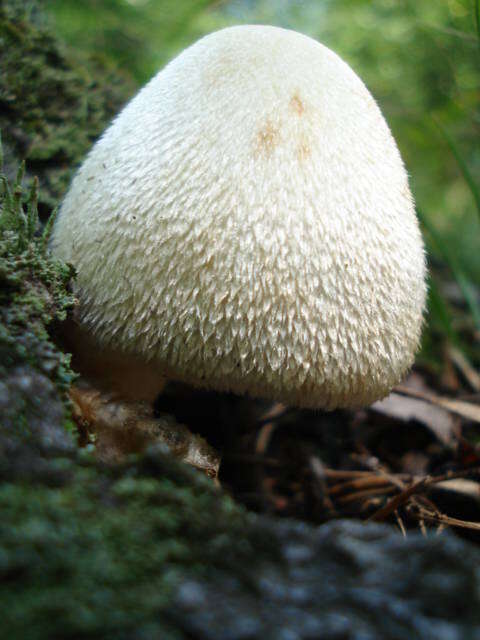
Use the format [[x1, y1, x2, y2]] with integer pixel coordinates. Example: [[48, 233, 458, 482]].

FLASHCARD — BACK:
[[52, 25, 427, 409]]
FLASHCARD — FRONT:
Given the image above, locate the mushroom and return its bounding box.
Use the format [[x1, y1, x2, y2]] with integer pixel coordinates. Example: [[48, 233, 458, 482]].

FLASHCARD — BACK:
[[51, 25, 426, 412]]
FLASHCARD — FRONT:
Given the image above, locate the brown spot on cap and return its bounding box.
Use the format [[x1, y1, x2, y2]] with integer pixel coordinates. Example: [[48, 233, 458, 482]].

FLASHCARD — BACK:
[[256, 120, 280, 156], [297, 141, 311, 162], [290, 93, 305, 116]]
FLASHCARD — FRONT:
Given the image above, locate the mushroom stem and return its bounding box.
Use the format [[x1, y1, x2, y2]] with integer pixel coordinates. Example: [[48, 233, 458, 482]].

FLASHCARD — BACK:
[[60, 319, 166, 403]]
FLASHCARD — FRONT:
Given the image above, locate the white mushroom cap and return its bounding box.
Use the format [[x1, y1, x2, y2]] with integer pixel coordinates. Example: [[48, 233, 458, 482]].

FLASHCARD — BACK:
[[51, 25, 427, 410]]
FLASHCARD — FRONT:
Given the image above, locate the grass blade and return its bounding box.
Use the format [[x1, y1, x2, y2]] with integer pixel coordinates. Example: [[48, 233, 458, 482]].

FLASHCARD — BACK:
[[427, 277, 457, 343], [41, 206, 58, 252], [475, 0, 480, 42], [432, 118, 480, 224], [417, 207, 480, 332], [27, 176, 39, 239]]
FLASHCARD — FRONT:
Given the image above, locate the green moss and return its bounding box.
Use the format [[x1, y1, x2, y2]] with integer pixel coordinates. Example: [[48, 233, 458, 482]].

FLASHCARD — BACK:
[[0, 0, 134, 210], [0, 440, 274, 640], [0, 148, 76, 427]]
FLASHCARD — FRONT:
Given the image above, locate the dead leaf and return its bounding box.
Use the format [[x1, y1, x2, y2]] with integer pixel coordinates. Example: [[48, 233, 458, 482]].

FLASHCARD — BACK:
[[433, 478, 480, 503], [70, 384, 220, 479], [395, 384, 480, 424], [371, 392, 456, 446]]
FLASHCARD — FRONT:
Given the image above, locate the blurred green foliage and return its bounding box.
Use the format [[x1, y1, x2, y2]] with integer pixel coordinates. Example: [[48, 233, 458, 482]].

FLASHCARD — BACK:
[[0, 0, 134, 210], [44, 0, 221, 81], [44, 0, 480, 368]]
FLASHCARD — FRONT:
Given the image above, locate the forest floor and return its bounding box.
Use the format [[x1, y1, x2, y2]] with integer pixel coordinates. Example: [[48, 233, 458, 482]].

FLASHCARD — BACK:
[[73, 342, 480, 546]]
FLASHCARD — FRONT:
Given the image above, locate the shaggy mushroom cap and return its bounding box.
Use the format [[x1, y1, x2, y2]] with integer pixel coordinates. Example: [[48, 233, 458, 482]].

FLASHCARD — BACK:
[[51, 25, 427, 410]]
